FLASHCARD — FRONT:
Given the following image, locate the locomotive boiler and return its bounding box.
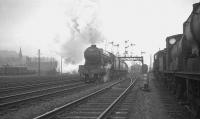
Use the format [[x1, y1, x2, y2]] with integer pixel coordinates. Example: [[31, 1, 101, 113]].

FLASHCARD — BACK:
[[79, 45, 128, 82]]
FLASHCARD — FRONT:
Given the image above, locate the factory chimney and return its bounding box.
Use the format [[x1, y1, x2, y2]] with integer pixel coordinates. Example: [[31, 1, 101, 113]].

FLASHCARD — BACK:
[[19, 47, 22, 59]]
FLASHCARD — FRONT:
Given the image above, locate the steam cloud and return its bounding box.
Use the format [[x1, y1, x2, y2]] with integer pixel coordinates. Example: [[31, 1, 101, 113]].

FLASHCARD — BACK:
[[0, 0, 104, 72], [103, 63, 112, 82], [61, 19, 104, 64]]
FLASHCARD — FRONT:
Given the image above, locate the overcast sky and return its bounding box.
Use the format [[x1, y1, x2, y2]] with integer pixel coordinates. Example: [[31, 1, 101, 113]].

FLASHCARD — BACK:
[[0, 0, 199, 71]]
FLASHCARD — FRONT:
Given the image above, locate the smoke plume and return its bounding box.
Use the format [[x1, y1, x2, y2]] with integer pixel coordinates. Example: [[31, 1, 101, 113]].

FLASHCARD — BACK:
[[60, 0, 104, 65], [0, 0, 104, 73]]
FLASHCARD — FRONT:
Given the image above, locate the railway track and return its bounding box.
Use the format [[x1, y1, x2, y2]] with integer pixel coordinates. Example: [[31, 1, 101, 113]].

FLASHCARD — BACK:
[[0, 79, 80, 96], [0, 74, 79, 89], [0, 81, 88, 109], [106, 85, 138, 119], [33, 78, 137, 119]]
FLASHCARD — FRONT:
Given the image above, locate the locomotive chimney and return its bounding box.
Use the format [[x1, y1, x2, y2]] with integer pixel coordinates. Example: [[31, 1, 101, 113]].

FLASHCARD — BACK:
[[91, 44, 96, 47]]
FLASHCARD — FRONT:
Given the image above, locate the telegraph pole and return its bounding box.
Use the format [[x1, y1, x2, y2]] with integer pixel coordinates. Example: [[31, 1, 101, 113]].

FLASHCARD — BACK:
[[141, 51, 145, 56], [124, 40, 129, 57], [141, 51, 145, 65], [109, 41, 114, 53], [38, 49, 40, 76], [116, 44, 119, 56], [104, 39, 108, 51], [130, 43, 135, 57], [60, 56, 62, 79]]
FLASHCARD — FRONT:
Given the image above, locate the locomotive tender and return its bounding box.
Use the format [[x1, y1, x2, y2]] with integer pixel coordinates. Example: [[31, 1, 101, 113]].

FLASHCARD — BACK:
[[79, 45, 128, 82], [153, 2, 200, 116]]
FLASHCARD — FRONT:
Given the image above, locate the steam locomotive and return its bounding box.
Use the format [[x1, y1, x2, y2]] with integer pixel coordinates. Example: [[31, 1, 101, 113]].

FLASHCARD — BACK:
[[79, 45, 128, 82], [153, 2, 200, 116], [130, 64, 148, 74]]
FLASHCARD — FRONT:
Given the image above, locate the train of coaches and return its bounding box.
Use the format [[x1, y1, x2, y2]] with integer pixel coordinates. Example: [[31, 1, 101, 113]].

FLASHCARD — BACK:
[[153, 2, 200, 116]]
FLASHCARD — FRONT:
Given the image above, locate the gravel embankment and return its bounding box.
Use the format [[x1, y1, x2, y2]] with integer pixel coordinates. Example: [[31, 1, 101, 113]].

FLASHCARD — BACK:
[[129, 75, 170, 119]]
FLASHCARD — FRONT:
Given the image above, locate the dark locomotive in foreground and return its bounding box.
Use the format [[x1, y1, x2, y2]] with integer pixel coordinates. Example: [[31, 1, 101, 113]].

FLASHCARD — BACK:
[[153, 2, 200, 116], [79, 45, 128, 82]]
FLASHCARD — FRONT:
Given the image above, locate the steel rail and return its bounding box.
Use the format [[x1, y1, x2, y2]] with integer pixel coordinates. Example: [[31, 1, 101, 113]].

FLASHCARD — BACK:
[[0, 82, 82, 99], [0, 79, 79, 93], [97, 78, 137, 119], [33, 79, 126, 119], [0, 83, 87, 108]]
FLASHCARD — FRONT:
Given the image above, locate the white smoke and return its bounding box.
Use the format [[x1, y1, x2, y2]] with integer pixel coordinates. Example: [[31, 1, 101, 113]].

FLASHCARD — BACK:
[[103, 63, 112, 82], [60, 0, 104, 66], [60, 18, 104, 65], [0, 0, 104, 73]]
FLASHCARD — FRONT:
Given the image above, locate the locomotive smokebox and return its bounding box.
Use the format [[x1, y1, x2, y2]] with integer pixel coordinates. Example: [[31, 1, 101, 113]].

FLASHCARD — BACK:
[[184, 2, 200, 56], [84, 45, 101, 65]]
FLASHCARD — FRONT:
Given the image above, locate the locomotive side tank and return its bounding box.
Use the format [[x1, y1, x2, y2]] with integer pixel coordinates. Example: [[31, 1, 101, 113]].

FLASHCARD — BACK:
[[166, 34, 185, 71], [79, 45, 128, 82], [154, 49, 166, 72], [191, 3, 200, 51], [184, 2, 200, 57], [184, 2, 200, 72]]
